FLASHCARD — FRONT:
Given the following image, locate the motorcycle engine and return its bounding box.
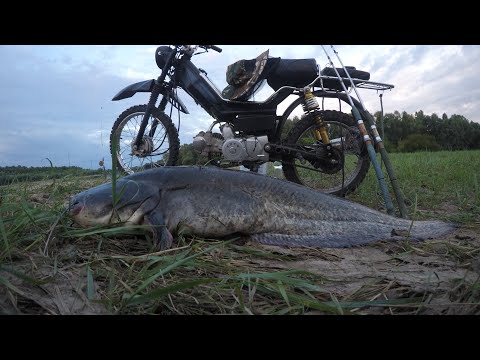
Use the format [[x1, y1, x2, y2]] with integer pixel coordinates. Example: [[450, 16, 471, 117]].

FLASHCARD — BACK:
[[192, 131, 224, 156], [192, 124, 269, 162]]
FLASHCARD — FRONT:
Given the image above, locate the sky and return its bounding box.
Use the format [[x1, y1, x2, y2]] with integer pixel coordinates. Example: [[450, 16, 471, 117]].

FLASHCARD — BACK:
[[1, 45, 479, 169]]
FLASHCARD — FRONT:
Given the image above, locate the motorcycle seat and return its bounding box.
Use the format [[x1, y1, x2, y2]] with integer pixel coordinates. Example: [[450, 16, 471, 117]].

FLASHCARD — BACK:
[[266, 59, 371, 93], [266, 58, 319, 91]]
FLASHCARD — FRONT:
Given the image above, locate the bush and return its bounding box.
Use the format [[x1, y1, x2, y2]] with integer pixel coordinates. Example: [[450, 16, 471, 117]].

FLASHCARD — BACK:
[[397, 133, 441, 152]]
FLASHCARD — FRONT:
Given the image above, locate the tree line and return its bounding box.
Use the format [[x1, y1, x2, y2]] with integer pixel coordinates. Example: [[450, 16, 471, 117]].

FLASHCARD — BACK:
[[0, 166, 105, 186], [373, 110, 480, 152], [284, 110, 480, 153]]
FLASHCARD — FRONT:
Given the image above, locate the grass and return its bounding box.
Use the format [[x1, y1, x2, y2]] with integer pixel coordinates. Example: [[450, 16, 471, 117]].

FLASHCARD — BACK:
[[0, 150, 479, 314], [348, 150, 480, 222], [269, 149, 480, 223]]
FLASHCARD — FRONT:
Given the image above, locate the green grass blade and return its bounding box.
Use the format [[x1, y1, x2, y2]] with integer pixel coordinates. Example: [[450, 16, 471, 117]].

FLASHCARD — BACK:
[[20, 201, 38, 227], [87, 265, 95, 300], [111, 135, 118, 208], [126, 278, 217, 306], [132, 240, 233, 297], [0, 265, 52, 285], [66, 224, 150, 238], [0, 274, 25, 297], [236, 270, 328, 293], [45, 158, 53, 167], [0, 215, 10, 257], [258, 283, 341, 314], [276, 280, 291, 308]]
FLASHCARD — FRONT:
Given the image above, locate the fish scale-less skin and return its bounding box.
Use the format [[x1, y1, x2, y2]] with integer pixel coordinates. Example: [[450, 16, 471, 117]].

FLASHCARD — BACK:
[[150, 167, 402, 229], [70, 166, 457, 248]]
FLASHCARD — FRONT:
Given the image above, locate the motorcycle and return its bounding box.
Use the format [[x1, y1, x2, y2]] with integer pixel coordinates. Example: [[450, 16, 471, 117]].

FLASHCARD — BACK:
[[110, 45, 394, 196]]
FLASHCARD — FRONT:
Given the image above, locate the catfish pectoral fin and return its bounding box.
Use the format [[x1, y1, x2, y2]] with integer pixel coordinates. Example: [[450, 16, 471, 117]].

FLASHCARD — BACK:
[[143, 210, 174, 251], [157, 227, 174, 251]]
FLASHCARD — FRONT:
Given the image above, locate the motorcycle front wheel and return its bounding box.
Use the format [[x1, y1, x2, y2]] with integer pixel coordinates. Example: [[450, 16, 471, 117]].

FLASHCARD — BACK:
[[110, 105, 180, 174], [282, 110, 370, 196]]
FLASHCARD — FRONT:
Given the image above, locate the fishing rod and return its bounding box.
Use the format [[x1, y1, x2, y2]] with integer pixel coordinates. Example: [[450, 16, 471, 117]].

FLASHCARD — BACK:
[[379, 93, 385, 141], [320, 45, 395, 216], [329, 45, 408, 219]]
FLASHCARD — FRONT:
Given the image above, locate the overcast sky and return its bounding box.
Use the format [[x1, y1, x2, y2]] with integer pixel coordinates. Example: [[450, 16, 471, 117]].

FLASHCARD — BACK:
[[1, 45, 479, 169]]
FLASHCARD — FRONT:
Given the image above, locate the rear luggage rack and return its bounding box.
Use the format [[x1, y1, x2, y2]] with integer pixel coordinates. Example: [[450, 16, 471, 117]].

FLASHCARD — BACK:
[[314, 75, 394, 91]]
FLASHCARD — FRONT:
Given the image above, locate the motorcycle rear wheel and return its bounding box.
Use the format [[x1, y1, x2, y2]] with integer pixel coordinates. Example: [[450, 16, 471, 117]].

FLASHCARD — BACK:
[[110, 105, 180, 174], [282, 110, 370, 196]]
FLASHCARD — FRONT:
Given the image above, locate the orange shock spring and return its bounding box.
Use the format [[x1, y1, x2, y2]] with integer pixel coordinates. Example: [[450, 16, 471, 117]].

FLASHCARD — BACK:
[[303, 88, 331, 145]]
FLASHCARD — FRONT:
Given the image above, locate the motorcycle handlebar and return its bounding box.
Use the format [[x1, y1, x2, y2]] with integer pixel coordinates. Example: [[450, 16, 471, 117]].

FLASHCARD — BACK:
[[207, 45, 222, 53], [177, 45, 223, 54]]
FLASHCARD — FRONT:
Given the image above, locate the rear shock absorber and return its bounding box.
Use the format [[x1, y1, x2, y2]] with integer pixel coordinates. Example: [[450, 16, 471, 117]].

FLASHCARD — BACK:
[[302, 87, 331, 149]]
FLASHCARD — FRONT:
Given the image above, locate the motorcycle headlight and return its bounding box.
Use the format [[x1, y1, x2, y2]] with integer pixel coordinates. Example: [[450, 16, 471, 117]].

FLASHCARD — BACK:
[[155, 46, 173, 70]]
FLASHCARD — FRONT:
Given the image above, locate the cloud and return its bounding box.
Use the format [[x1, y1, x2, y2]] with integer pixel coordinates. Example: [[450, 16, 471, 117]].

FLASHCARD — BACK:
[[0, 46, 142, 168]]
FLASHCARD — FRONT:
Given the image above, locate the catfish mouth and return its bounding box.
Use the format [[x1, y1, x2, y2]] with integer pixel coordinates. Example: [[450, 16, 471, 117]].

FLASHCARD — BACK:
[[68, 192, 114, 227], [69, 202, 84, 216]]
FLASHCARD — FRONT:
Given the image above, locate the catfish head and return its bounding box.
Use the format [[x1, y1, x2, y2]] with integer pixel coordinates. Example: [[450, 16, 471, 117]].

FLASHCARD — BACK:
[[68, 178, 173, 250]]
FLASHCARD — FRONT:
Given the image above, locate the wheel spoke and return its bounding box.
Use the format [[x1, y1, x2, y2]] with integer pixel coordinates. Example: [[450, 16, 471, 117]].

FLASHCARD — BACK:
[[112, 109, 178, 174], [134, 116, 140, 131], [126, 121, 137, 139]]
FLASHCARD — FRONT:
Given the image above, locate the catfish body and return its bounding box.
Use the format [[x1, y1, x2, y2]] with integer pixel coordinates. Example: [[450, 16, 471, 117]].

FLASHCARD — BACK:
[[69, 166, 456, 249]]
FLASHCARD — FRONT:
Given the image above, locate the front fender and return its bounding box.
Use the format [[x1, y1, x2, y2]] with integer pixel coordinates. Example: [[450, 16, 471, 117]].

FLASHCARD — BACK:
[[112, 80, 189, 114]]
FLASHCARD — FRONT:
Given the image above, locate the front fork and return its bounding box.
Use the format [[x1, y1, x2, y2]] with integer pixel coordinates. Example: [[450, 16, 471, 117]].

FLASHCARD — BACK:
[[133, 48, 177, 150], [147, 96, 169, 138], [133, 83, 169, 151]]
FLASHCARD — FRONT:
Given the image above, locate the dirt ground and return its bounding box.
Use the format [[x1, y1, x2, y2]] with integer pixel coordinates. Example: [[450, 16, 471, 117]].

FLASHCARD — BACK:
[[1, 224, 479, 315], [254, 226, 480, 314]]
